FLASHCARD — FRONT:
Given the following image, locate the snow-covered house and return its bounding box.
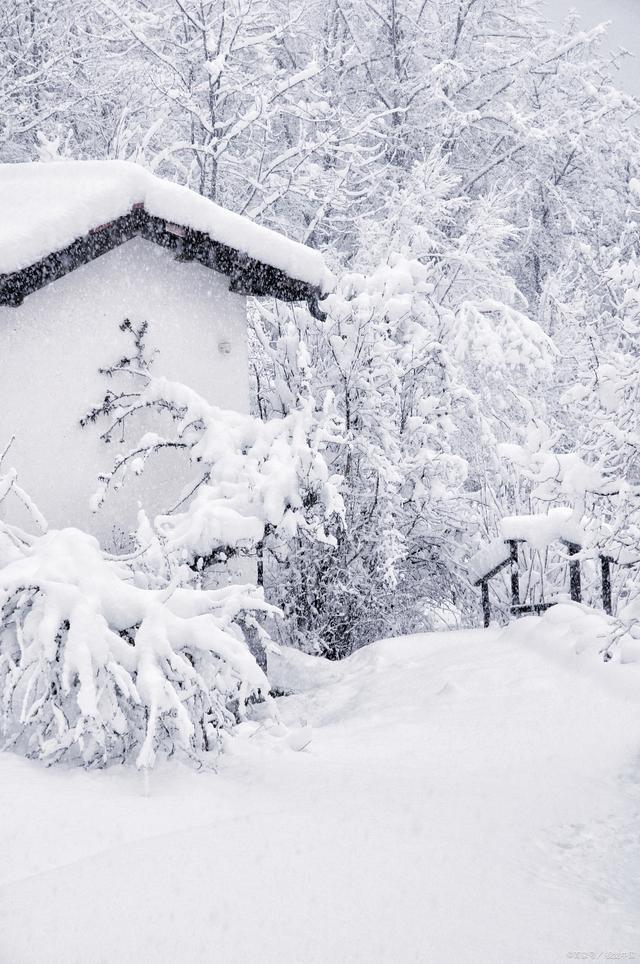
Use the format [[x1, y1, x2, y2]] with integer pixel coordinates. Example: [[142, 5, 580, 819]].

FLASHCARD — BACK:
[[0, 161, 332, 542]]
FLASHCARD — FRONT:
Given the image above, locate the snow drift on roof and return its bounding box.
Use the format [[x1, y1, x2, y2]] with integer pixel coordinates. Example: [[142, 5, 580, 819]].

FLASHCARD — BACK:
[[0, 160, 334, 293]]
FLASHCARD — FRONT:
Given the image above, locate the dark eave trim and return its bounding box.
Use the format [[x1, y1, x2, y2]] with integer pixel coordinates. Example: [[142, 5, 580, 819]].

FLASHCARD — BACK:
[[0, 206, 325, 318]]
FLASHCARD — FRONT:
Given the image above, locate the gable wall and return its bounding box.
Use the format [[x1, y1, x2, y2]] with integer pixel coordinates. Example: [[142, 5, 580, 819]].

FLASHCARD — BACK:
[[0, 237, 249, 545]]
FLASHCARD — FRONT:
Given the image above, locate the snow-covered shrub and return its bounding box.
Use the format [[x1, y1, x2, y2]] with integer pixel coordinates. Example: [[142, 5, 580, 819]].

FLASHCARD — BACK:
[[0, 525, 273, 768], [0, 446, 274, 769]]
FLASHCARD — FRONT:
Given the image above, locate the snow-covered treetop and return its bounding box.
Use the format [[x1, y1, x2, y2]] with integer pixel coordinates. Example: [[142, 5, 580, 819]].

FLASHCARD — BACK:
[[0, 160, 334, 292]]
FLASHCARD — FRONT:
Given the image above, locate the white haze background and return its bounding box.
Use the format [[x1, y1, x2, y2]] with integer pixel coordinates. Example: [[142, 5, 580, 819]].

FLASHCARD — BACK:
[[550, 0, 640, 93]]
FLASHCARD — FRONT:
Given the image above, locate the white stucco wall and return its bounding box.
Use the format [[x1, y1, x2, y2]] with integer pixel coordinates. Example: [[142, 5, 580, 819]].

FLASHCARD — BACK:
[[0, 238, 249, 544]]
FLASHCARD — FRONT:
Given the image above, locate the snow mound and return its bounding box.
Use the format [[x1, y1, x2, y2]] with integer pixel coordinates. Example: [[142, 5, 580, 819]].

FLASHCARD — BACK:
[[272, 604, 640, 718], [0, 160, 334, 292], [268, 645, 344, 693]]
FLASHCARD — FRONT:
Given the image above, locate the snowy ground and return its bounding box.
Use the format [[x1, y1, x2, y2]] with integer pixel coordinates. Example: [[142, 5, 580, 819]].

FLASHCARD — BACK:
[[1, 604, 639, 963]]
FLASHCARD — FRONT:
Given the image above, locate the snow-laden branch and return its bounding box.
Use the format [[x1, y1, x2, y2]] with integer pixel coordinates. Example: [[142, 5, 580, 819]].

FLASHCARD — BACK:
[[84, 322, 344, 568]]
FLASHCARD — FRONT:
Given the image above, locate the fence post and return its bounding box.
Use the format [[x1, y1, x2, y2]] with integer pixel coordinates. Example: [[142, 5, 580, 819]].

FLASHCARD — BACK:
[[567, 542, 582, 603], [509, 540, 520, 608], [601, 556, 612, 615], [481, 579, 490, 628]]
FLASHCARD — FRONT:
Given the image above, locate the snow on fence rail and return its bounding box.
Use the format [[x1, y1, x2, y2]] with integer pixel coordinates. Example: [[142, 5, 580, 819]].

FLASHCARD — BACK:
[[467, 538, 512, 585], [468, 510, 636, 627], [500, 507, 584, 552]]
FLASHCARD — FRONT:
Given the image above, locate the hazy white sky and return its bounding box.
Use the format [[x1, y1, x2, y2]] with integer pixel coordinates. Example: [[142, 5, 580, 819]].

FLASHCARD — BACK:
[[547, 0, 640, 93]]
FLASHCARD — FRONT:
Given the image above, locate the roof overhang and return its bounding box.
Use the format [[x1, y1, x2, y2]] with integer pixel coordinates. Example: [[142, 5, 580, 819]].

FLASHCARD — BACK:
[[0, 204, 325, 318]]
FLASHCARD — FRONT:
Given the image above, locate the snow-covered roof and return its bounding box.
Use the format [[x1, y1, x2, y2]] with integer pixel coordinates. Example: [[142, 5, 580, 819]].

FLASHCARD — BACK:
[[0, 160, 334, 296]]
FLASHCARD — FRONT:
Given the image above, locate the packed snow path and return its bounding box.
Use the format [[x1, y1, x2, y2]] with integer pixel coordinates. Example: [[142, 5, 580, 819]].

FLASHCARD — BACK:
[[1, 606, 639, 963]]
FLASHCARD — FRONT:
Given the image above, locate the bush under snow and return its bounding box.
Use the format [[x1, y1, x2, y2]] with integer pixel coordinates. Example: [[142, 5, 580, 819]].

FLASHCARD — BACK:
[[0, 452, 274, 769]]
